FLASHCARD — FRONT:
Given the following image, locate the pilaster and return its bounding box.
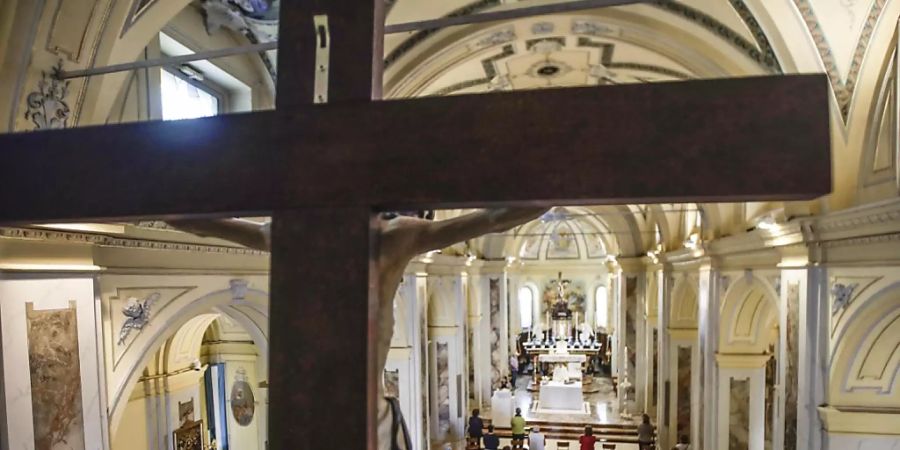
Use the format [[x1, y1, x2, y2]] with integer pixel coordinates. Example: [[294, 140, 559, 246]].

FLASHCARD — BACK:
[[697, 259, 721, 450], [655, 266, 672, 450]]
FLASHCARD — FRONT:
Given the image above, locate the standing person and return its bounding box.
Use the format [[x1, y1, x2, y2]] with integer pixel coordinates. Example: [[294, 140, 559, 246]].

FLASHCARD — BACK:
[[637, 413, 655, 450], [468, 409, 484, 447], [673, 434, 691, 450], [483, 425, 500, 450], [528, 426, 546, 450], [579, 426, 597, 450], [510, 408, 527, 449], [509, 353, 519, 389]]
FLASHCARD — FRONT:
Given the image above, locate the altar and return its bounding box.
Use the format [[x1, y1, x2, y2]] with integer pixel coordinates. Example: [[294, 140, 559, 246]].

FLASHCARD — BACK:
[[537, 352, 586, 381], [539, 381, 584, 410]]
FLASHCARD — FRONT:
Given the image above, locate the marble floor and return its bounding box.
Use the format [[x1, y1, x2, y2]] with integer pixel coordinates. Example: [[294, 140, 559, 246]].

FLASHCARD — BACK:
[[435, 376, 645, 449], [438, 437, 640, 450], [491, 375, 635, 426]]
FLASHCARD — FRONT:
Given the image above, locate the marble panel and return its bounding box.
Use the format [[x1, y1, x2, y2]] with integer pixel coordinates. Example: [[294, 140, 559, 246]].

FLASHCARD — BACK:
[[26, 303, 85, 450], [785, 282, 800, 450], [490, 278, 502, 389], [676, 346, 691, 439], [765, 354, 777, 450], [625, 276, 637, 398], [468, 324, 475, 401], [652, 328, 659, 406], [729, 378, 750, 450], [437, 342, 451, 435]]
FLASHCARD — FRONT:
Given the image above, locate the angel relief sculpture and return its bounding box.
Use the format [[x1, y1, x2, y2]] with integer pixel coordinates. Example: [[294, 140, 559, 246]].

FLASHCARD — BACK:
[[118, 292, 161, 345]]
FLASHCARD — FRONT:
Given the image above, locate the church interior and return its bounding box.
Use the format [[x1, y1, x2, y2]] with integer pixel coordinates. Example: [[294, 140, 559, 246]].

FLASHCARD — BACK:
[[1, 0, 900, 450]]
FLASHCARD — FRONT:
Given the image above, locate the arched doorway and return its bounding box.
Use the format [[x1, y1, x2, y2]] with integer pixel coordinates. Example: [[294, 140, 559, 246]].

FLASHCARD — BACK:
[[717, 275, 779, 450], [111, 309, 267, 450]]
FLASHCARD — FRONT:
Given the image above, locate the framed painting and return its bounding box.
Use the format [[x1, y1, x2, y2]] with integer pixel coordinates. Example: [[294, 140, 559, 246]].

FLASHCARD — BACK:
[[173, 420, 203, 450]]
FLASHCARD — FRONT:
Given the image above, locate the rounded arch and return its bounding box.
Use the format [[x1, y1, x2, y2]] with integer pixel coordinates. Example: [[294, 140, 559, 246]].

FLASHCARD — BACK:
[[670, 275, 698, 329], [594, 282, 610, 331], [79, 0, 196, 124], [718, 274, 779, 354], [108, 286, 269, 437], [515, 283, 536, 330], [830, 282, 900, 408]]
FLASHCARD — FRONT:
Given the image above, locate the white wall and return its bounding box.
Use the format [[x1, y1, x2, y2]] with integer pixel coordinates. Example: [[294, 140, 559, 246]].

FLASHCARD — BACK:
[[0, 274, 108, 450]]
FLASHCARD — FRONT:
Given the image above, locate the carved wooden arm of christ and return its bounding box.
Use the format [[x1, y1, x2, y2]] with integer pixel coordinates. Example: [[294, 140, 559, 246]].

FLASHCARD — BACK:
[[167, 208, 548, 258]]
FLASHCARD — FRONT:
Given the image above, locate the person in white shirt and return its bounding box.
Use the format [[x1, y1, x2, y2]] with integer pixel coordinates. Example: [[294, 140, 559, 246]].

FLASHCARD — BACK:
[[528, 426, 546, 450], [673, 434, 691, 450]]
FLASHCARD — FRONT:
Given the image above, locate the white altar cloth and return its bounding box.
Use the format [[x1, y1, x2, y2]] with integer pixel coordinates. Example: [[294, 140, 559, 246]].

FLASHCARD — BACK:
[[491, 389, 513, 425], [538, 354, 586, 364], [539, 381, 583, 410]]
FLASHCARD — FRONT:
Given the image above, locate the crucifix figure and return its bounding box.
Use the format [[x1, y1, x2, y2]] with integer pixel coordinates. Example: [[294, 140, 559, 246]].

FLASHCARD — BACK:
[[0, 0, 830, 448], [168, 208, 547, 449]]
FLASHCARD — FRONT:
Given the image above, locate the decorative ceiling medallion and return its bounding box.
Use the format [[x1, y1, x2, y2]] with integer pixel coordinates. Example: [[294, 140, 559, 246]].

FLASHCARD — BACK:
[[527, 60, 573, 79], [531, 22, 555, 35], [528, 38, 565, 54], [571, 19, 616, 37], [475, 27, 517, 48]]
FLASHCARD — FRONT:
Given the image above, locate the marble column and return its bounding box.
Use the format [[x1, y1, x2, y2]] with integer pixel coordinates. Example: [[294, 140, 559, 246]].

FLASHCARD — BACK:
[[668, 331, 697, 446], [635, 269, 648, 411], [716, 355, 768, 450], [655, 267, 672, 450], [779, 254, 827, 450], [428, 272, 468, 443], [610, 265, 623, 379], [385, 272, 428, 450], [697, 260, 722, 450]]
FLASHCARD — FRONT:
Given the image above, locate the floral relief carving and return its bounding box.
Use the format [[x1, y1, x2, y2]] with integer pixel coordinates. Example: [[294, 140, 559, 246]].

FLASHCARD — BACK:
[[25, 61, 70, 130], [117, 292, 161, 345], [831, 282, 859, 315]]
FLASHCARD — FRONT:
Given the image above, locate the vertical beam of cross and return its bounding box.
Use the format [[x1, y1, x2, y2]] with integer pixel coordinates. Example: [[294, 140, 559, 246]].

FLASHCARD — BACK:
[[269, 1, 383, 449]]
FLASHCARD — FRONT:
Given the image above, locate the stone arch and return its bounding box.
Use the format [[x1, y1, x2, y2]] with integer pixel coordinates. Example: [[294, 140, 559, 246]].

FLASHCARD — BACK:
[[830, 282, 900, 408], [108, 286, 269, 437], [670, 275, 698, 329], [78, 0, 196, 124], [719, 274, 779, 354]]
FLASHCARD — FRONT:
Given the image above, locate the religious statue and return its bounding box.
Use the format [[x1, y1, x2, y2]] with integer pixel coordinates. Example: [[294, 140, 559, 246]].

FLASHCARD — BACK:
[[551, 272, 572, 319], [168, 208, 547, 450]]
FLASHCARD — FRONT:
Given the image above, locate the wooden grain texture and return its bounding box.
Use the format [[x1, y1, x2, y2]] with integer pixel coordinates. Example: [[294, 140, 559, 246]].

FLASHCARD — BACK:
[[268, 207, 378, 450], [0, 75, 831, 222]]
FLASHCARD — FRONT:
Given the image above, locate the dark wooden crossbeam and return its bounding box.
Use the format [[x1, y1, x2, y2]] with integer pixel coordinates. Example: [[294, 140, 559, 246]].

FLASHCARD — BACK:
[[0, 0, 831, 449], [0, 75, 829, 222]]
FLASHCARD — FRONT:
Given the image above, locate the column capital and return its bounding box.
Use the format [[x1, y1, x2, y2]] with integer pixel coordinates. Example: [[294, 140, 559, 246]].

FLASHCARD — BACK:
[[715, 353, 770, 369]]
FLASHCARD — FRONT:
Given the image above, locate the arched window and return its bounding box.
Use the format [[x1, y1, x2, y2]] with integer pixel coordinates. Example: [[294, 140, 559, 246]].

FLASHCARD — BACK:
[[518, 286, 534, 330], [595, 285, 608, 329]]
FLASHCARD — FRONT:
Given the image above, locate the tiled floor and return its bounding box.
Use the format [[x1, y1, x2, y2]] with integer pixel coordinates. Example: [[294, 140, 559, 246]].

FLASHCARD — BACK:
[[495, 375, 635, 426], [436, 376, 644, 449], [439, 437, 640, 450]]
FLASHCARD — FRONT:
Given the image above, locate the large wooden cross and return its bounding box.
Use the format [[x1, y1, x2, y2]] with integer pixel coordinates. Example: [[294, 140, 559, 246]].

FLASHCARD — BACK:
[[0, 0, 830, 448]]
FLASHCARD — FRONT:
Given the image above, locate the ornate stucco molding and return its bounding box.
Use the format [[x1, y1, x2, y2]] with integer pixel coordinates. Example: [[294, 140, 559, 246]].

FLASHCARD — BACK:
[[0, 227, 268, 256], [24, 61, 70, 130]]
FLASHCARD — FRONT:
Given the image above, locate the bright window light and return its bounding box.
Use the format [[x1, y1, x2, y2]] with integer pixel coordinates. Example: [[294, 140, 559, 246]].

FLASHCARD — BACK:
[[161, 69, 218, 120], [595, 286, 608, 329], [518, 286, 534, 329]]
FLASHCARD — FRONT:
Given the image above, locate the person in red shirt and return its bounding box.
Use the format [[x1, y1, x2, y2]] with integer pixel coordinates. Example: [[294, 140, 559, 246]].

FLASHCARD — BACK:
[[579, 426, 597, 450]]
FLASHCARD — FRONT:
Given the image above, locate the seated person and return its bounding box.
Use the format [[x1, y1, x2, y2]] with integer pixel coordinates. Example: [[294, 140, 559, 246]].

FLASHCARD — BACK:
[[483, 425, 500, 450], [673, 434, 691, 450]]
